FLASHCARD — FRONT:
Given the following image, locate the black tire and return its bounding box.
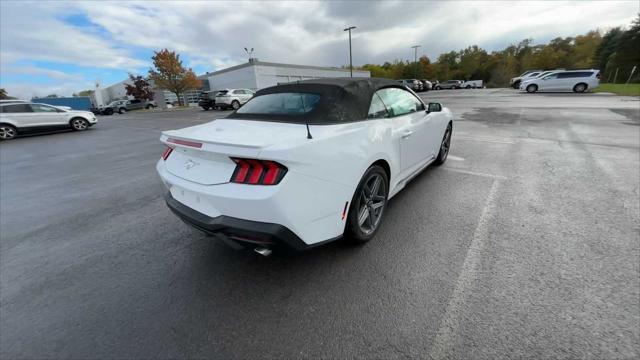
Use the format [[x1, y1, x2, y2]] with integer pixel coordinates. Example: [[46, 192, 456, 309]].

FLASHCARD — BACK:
[[231, 100, 240, 110], [104, 108, 114, 115], [70, 118, 89, 131], [345, 165, 389, 244], [526, 84, 538, 93], [434, 123, 452, 166], [512, 81, 521, 89], [466, 85, 471, 89], [202, 106, 210, 111], [0, 124, 17, 140], [573, 83, 587, 93], [146, 104, 155, 109], [435, 86, 441, 90], [118, 107, 126, 114]]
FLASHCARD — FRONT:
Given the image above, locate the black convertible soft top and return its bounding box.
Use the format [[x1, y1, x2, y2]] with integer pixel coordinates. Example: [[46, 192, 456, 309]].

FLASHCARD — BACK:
[[226, 77, 405, 124]]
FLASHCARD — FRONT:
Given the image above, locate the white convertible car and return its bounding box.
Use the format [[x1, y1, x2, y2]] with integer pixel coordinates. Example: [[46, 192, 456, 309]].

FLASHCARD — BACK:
[[157, 78, 453, 253]]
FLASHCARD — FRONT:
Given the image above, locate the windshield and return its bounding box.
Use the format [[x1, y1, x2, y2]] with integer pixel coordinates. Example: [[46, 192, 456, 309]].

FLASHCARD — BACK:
[[236, 93, 321, 115]]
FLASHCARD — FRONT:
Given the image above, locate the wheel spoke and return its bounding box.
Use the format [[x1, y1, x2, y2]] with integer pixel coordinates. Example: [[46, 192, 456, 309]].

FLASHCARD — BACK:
[[371, 201, 384, 210], [363, 184, 372, 198], [368, 210, 376, 226], [370, 176, 381, 195], [358, 207, 369, 226]]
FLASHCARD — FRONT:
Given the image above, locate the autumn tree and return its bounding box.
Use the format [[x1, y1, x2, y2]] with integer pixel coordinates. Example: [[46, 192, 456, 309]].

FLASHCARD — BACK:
[[148, 49, 201, 105], [75, 89, 94, 97], [0, 88, 7, 99], [125, 74, 154, 101]]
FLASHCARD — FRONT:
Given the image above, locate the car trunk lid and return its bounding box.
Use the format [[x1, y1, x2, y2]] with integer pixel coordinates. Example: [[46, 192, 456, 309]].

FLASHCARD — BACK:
[[161, 119, 306, 185]]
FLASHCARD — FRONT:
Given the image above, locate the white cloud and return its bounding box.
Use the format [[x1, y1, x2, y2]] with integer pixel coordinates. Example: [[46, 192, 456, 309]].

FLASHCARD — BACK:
[[0, 1, 147, 71], [0, 0, 638, 98]]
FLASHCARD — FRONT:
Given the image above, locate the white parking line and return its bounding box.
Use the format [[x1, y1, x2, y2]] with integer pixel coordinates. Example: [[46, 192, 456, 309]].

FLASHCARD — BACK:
[[455, 136, 515, 144], [442, 167, 507, 180], [447, 155, 465, 161], [428, 179, 501, 359]]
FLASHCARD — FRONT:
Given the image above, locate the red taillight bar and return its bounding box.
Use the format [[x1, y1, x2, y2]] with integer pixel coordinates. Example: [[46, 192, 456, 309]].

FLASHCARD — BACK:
[[167, 138, 203, 148], [230, 158, 287, 185], [161, 146, 173, 161]]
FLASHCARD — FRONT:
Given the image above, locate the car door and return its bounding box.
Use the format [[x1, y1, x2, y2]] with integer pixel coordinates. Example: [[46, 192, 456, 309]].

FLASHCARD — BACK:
[[539, 73, 560, 91], [127, 99, 142, 110], [376, 87, 432, 176], [243, 90, 255, 103], [237, 90, 252, 104], [0, 103, 35, 127], [29, 104, 66, 126]]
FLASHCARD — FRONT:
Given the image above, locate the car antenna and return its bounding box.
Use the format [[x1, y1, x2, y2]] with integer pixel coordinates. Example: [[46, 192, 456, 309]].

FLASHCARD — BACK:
[[306, 122, 313, 139], [299, 93, 312, 139]]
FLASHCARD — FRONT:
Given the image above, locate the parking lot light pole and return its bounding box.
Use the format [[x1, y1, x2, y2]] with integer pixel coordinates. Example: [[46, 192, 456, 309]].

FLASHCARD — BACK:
[[411, 45, 421, 79], [344, 26, 356, 77]]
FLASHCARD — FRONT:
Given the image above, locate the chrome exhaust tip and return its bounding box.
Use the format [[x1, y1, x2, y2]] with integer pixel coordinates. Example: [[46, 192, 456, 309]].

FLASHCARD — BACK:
[[254, 247, 272, 257]]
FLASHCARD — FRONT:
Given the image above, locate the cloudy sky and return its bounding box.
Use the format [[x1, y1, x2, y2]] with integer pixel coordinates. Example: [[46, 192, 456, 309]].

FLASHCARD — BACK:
[[1, 0, 638, 98]]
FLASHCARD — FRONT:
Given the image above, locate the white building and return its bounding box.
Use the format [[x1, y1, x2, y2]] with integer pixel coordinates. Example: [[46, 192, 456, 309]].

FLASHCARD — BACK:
[[94, 59, 370, 108], [206, 59, 370, 91]]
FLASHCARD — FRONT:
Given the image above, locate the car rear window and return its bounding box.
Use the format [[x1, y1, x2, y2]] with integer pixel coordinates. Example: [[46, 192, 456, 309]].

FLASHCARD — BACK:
[[216, 90, 229, 95], [0, 104, 33, 113], [236, 93, 321, 115], [557, 71, 593, 78]]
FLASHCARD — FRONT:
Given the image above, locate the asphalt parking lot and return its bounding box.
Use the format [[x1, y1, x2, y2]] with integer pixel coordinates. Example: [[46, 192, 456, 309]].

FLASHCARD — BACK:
[[1, 89, 639, 359]]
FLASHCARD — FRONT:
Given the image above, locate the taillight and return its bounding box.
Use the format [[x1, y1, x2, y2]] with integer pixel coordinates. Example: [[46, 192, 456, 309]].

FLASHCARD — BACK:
[[596, 72, 602, 80], [230, 158, 287, 185], [161, 146, 173, 161]]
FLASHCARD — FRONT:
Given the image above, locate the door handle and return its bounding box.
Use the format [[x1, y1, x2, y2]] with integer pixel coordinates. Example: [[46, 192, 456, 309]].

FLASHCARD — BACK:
[[402, 130, 413, 139]]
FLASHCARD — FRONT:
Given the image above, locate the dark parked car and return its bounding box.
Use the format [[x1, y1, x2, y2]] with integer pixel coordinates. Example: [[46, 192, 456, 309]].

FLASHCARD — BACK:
[[198, 91, 216, 110]]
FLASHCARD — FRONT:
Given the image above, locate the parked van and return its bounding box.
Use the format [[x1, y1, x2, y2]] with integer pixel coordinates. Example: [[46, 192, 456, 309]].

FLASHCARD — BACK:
[[520, 70, 601, 93]]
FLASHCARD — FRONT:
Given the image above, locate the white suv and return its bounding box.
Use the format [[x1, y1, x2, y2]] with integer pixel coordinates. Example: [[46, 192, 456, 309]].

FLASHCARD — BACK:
[[0, 102, 97, 140], [520, 70, 601, 93], [214, 89, 255, 110]]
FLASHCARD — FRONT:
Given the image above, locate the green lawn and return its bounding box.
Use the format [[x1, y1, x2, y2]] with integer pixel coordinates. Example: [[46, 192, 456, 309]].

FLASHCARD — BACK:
[[594, 83, 640, 96]]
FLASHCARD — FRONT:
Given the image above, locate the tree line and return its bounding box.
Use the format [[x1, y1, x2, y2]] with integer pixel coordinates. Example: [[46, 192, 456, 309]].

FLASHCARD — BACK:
[[359, 14, 639, 87]]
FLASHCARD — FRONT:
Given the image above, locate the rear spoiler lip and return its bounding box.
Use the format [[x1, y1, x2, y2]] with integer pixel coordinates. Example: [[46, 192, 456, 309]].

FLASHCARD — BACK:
[[159, 133, 265, 149]]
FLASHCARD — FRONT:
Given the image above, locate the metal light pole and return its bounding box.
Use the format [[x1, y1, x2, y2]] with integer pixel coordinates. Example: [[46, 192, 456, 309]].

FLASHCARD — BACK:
[[344, 26, 356, 77], [411, 45, 421, 79]]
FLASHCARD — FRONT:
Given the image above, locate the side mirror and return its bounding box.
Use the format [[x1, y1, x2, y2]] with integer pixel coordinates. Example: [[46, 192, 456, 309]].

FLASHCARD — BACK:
[[426, 102, 442, 114]]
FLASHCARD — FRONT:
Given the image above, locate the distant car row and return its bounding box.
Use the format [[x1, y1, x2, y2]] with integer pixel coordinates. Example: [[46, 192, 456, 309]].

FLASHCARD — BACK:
[[92, 99, 157, 115], [511, 69, 601, 93]]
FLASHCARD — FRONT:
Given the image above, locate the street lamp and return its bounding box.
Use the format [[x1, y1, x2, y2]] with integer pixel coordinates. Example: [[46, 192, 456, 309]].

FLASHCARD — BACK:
[[343, 26, 356, 77], [411, 45, 421, 79]]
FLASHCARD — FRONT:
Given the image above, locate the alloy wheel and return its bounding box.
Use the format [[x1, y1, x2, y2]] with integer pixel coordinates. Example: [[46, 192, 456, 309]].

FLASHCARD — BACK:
[[356, 173, 387, 235], [0, 125, 16, 140], [72, 119, 88, 130], [441, 126, 451, 159]]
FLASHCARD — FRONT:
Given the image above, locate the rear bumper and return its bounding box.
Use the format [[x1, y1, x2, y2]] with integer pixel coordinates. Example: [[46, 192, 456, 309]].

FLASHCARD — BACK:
[[165, 192, 335, 250]]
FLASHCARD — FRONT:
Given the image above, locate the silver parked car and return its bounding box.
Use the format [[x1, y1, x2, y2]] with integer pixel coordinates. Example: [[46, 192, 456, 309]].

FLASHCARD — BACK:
[[434, 80, 463, 90], [214, 89, 255, 110], [397, 79, 422, 92]]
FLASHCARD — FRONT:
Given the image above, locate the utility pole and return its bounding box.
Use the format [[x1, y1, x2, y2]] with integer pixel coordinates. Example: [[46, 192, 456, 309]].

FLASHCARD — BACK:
[[411, 45, 421, 79], [344, 26, 356, 77]]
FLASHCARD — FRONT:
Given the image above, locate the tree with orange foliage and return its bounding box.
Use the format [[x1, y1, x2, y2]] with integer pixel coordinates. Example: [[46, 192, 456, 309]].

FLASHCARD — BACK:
[[148, 49, 201, 106]]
